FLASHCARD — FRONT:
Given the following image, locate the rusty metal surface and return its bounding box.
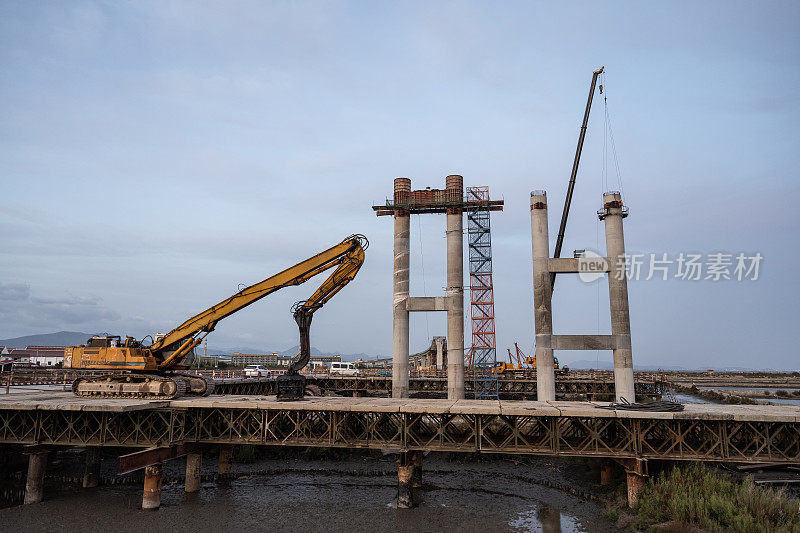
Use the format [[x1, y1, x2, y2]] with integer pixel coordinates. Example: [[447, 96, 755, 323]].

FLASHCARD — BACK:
[[118, 442, 201, 474], [1, 400, 798, 464], [212, 376, 667, 400]]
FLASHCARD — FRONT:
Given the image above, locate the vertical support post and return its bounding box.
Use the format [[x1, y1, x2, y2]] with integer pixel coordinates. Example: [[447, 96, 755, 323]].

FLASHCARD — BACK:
[[142, 463, 164, 510], [393, 177, 411, 399], [82, 447, 100, 488], [218, 445, 233, 476], [600, 459, 614, 485], [435, 337, 444, 370], [600, 191, 635, 403], [410, 450, 423, 489], [23, 451, 47, 504], [397, 452, 414, 509], [185, 452, 202, 493], [531, 191, 556, 401], [446, 174, 464, 400], [622, 459, 648, 507]]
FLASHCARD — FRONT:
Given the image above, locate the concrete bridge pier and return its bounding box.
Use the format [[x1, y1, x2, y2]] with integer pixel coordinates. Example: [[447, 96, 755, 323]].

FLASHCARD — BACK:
[[393, 177, 411, 399], [435, 337, 444, 370], [23, 450, 48, 504], [82, 447, 100, 488], [530, 191, 556, 401], [600, 191, 635, 403], [185, 452, 202, 493], [142, 463, 164, 510], [446, 174, 465, 400]]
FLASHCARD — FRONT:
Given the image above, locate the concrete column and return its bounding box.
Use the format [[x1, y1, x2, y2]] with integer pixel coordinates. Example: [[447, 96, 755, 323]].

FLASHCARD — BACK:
[[446, 174, 464, 400], [393, 177, 411, 398], [601, 191, 635, 403], [23, 451, 47, 504], [397, 452, 413, 508], [142, 463, 164, 510], [218, 445, 232, 476], [185, 452, 202, 493], [531, 191, 556, 401], [82, 447, 100, 488], [435, 337, 444, 370]]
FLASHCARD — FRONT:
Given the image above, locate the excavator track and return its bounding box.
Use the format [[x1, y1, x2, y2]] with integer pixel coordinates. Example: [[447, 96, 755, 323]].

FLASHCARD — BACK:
[[71, 374, 187, 400], [173, 373, 215, 397]]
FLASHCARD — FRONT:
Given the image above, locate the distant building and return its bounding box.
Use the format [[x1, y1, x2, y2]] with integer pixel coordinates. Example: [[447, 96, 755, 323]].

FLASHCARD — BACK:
[[310, 354, 341, 365], [231, 352, 341, 368], [232, 352, 280, 366], [7, 345, 64, 366]]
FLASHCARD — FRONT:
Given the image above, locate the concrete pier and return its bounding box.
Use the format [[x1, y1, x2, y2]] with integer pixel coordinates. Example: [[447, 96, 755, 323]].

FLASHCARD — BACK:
[[446, 174, 465, 400], [23, 451, 47, 504], [185, 452, 202, 493], [218, 445, 233, 476], [600, 191, 635, 403], [82, 447, 100, 488], [531, 191, 556, 401], [435, 337, 444, 369], [142, 463, 164, 510], [393, 177, 411, 398]]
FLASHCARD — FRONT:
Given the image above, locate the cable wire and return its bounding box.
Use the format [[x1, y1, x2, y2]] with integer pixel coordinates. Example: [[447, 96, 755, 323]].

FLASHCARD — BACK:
[[597, 398, 685, 412]]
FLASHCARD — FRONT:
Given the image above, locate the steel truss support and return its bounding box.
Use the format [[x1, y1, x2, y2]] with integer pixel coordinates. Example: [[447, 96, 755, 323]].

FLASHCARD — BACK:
[[467, 186, 498, 399], [3, 408, 798, 465]]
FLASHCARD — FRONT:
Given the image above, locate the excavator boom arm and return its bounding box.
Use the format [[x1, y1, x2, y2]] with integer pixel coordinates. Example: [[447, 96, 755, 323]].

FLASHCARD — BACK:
[[151, 235, 368, 366]]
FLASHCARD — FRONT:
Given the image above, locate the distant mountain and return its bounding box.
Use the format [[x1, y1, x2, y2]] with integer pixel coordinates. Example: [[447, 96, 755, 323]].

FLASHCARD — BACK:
[[0, 331, 95, 349]]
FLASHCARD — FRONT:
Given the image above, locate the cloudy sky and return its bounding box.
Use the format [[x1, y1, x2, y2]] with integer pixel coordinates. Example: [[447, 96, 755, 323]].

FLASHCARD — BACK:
[[1, 1, 798, 369]]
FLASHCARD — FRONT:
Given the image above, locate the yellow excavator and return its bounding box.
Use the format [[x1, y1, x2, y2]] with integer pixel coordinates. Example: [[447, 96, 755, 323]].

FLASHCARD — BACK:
[[65, 235, 367, 401]]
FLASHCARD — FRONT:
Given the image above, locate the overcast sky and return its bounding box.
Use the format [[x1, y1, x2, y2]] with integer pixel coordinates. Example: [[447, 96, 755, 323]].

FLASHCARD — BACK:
[[1, 1, 798, 369]]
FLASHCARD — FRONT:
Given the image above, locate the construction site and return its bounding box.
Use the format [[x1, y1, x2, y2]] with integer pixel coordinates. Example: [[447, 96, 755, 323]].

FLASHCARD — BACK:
[[2, 4, 798, 531]]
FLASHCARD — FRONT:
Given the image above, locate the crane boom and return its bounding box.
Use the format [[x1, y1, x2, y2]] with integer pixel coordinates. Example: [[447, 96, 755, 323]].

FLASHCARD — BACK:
[[551, 66, 604, 289]]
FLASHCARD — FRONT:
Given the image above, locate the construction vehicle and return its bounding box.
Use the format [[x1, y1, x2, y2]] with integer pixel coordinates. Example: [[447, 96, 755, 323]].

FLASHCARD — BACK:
[[65, 235, 368, 400], [495, 343, 568, 377]]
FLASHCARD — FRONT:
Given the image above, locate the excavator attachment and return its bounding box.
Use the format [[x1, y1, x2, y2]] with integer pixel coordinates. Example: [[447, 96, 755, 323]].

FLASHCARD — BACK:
[[277, 235, 368, 400]]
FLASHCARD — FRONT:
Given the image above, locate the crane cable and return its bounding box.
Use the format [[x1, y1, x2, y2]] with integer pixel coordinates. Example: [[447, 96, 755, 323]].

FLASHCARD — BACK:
[[602, 71, 625, 197]]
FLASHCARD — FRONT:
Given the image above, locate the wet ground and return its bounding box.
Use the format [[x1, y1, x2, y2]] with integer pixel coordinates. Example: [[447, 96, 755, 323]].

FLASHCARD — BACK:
[[0, 451, 618, 532]]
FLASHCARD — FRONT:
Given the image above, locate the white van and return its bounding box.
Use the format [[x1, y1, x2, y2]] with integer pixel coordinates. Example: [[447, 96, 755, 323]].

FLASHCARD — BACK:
[[330, 361, 359, 376]]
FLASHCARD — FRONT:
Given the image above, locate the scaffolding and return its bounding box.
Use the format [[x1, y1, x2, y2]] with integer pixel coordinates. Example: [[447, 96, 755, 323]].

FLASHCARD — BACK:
[[467, 186, 498, 399]]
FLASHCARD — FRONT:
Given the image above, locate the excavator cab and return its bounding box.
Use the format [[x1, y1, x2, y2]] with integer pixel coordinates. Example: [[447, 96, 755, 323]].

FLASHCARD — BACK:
[[86, 335, 122, 348]]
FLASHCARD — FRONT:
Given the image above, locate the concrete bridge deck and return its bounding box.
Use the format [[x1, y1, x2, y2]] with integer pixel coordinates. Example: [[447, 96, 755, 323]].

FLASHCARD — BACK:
[[1, 392, 798, 464]]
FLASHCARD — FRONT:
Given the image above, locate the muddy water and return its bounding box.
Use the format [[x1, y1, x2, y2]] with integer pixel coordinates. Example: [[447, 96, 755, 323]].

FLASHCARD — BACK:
[[0, 454, 615, 532]]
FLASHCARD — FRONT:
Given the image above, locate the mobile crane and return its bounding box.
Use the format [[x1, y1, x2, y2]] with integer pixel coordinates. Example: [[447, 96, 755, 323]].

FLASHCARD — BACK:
[[65, 235, 367, 400]]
